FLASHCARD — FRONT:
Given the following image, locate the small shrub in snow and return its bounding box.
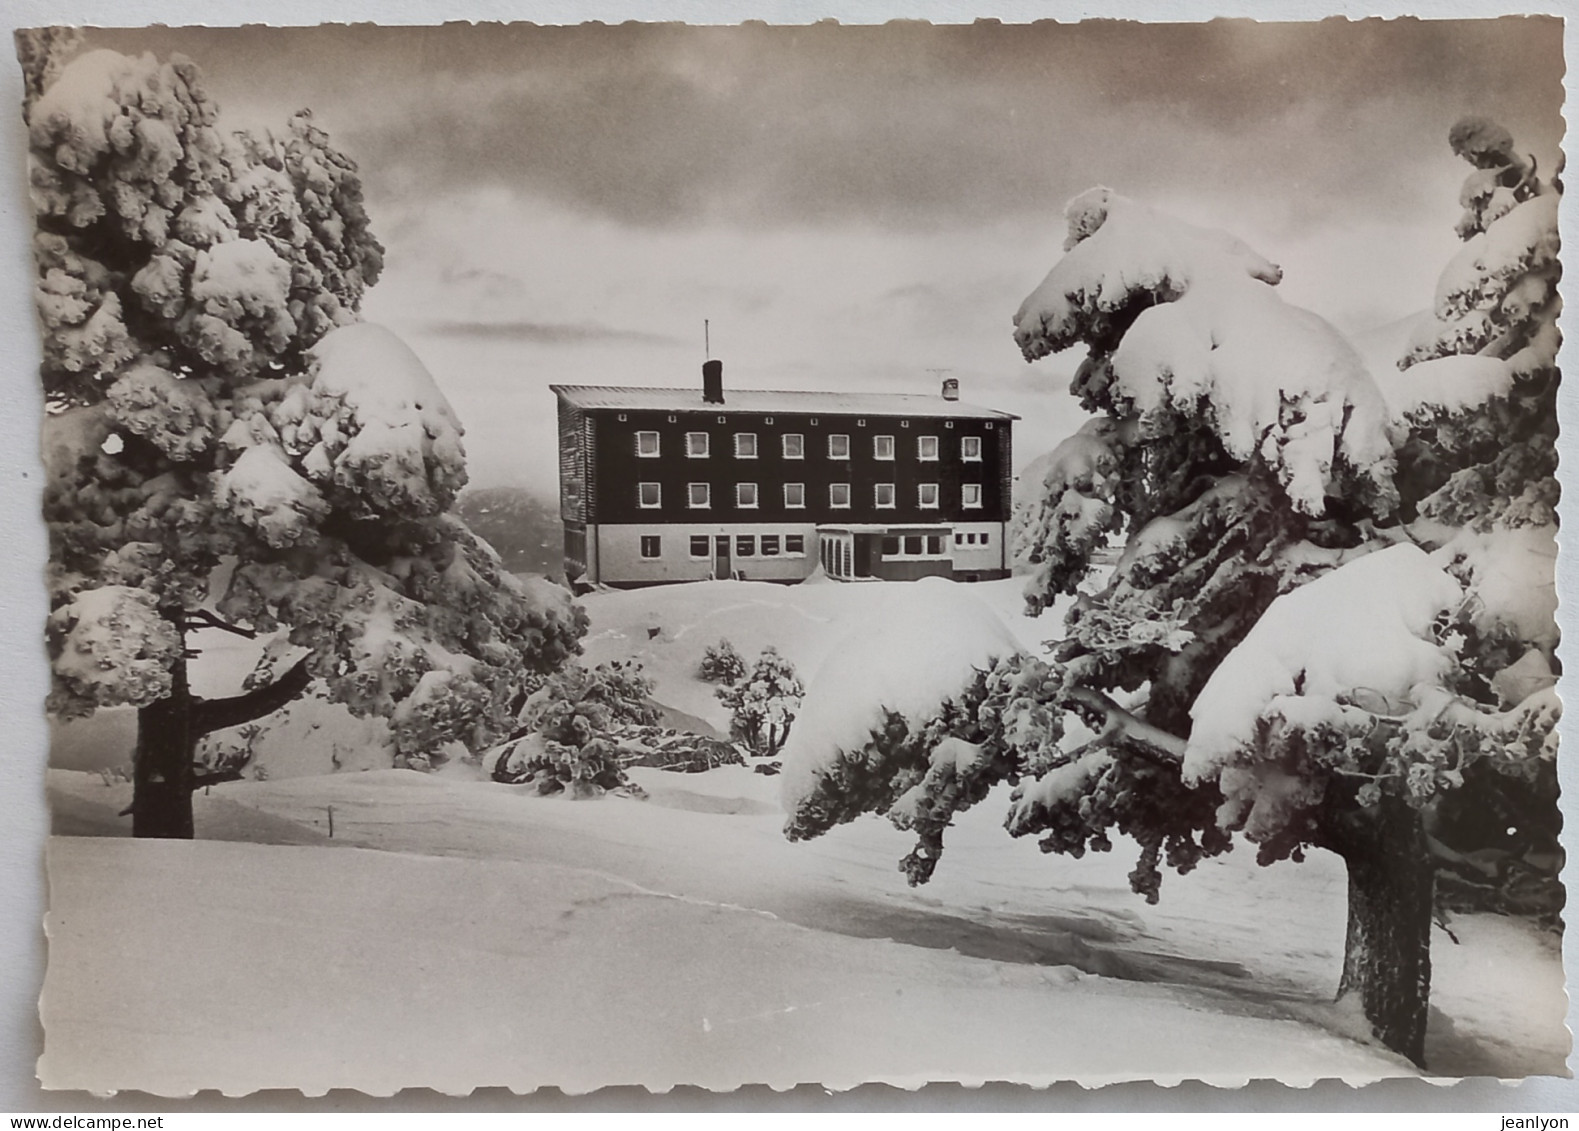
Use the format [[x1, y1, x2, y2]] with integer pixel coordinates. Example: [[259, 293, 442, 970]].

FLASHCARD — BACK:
[[698, 639, 748, 685], [503, 737, 642, 800], [614, 726, 745, 773], [493, 662, 662, 797], [718, 648, 803, 756]]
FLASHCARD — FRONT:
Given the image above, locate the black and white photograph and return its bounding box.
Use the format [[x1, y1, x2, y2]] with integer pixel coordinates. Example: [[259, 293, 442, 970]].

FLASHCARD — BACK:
[[8, 12, 1571, 1097]]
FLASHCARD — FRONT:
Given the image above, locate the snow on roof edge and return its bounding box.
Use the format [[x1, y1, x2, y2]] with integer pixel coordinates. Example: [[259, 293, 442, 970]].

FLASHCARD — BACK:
[[550, 384, 1019, 421]]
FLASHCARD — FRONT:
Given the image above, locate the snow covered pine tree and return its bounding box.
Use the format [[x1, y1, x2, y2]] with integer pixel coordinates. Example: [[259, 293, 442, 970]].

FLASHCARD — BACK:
[[784, 180, 1557, 1067], [31, 46, 585, 838], [1382, 118, 1563, 923]]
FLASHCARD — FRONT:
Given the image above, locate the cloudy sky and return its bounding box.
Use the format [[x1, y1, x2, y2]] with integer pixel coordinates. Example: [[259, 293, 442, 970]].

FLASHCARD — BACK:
[[82, 19, 1568, 491]]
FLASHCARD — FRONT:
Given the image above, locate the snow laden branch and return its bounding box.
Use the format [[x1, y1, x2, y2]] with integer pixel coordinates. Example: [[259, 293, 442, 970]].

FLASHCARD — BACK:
[[781, 581, 1028, 884], [1062, 687, 1185, 764], [1014, 188, 1397, 523]]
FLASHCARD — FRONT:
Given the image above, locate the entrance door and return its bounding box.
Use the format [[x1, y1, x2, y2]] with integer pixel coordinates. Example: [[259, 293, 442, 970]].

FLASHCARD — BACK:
[[714, 535, 731, 579], [852, 533, 873, 578]]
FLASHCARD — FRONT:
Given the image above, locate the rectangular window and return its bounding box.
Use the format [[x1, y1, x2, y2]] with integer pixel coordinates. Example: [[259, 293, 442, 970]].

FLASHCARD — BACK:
[[874, 483, 896, 509], [874, 435, 895, 460], [636, 431, 660, 457], [979, 531, 990, 545], [688, 483, 711, 509], [686, 432, 710, 458], [737, 482, 759, 509], [782, 433, 805, 459], [830, 483, 851, 509], [918, 483, 939, 508], [882, 536, 900, 556], [638, 482, 661, 509], [736, 535, 756, 557], [640, 535, 661, 559], [904, 535, 923, 555], [689, 535, 710, 558], [734, 432, 758, 459], [828, 434, 851, 459], [954, 533, 965, 546], [926, 534, 942, 555], [918, 436, 940, 461], [785, 535, 806, 555], [761, 535, 781, 556], [962, 483, 983, 509], [961, 436, 983, 461], [784, 483, 806, 509]]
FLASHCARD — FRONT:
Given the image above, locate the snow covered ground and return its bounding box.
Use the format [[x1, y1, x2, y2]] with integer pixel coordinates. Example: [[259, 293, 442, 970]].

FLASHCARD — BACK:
[[41, 577, 1569, 1093]]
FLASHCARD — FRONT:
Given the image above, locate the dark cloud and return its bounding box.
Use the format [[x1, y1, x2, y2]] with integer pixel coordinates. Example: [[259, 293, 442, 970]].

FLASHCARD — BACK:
[[80, 19, 1565, 230], [422, 319, 685, 346]]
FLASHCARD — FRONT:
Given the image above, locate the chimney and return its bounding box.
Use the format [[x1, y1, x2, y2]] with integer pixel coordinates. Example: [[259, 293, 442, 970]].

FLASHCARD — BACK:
[[703, 359, 724, 404], [941, 376, 959, 401]]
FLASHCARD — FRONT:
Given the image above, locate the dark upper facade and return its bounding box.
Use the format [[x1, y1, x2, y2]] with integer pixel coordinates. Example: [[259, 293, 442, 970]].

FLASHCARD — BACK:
[[553, 374, 1016, 529]]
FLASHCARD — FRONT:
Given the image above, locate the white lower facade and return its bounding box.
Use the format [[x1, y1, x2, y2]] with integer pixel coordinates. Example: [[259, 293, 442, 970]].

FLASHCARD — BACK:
[[588, 522, 820, 585], [582, 520, 1009, 586]]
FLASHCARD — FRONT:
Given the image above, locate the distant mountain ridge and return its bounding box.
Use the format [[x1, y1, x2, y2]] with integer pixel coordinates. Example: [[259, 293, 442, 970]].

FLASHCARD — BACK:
[[457, 486, 564, 580]]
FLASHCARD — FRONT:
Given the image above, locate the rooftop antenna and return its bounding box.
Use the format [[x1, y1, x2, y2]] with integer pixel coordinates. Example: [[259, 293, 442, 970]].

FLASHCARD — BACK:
[[704, 319, 711, 361]]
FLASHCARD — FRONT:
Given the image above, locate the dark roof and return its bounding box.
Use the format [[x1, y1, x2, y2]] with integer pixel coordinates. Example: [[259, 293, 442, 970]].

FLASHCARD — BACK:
[[550, 384, 1018, 421]]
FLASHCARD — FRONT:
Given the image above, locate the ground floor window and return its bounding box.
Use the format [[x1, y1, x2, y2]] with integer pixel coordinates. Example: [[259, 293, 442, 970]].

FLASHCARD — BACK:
[[689, 535, 710, 557], [737, 534, 756, 557], [640, 535, 661, 559], [761, 535, 781, 556], [785, 535, 805, 555], [884, 531, 950, 560]]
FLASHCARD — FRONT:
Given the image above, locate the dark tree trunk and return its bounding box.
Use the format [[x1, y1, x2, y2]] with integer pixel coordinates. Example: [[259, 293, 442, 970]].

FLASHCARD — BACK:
[[1331, 795, 1435, 1068], [133, 648, 196, 839], [130, 619, 313, 839]]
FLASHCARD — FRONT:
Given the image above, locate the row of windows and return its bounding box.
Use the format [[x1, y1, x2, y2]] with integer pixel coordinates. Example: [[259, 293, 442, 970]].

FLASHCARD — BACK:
[[637, 534, 809, 560], [635, 531, 990, 562], [638, 482, 983, 510], [636, 431, 984, 462]]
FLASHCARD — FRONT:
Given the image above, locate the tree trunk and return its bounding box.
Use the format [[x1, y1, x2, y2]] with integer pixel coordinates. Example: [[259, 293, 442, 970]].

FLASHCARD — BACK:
[[1332, 796, 1435, 1068], [131, 622, 313, 839], [133, 648, 196, 839]]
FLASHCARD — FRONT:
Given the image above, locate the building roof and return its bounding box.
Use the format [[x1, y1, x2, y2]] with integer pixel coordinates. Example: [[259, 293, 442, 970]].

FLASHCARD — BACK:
[[550, 384, 1018, 421]]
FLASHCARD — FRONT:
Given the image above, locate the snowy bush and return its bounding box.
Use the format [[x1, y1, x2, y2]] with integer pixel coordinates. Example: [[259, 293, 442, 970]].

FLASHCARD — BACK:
[[717, 648, 803, 756], [491, 662, 662, 797], [493, 735, 643, 800], [698, 639, 748, 685]]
